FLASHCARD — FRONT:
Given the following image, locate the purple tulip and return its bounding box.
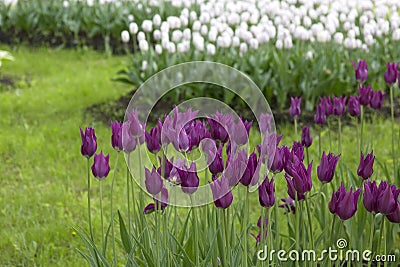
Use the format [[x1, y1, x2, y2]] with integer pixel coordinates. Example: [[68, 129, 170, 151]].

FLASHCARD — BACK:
[[178, 129, 190, 151], [279, 197, 296, 214], [127, 109, 145, 138], [363, 180, 379, 214], [145, 167, 163, 195], [369, 90, 385, 109], [357, 151, 374, 180], [259, 133, 282, 165], [314, 104, 326, 124], [91, 151, 110, 179], [168, 158, 186, 185], [283, 145, 302, 177], [225, 149, 248, 186], [358, 85, 372, 106], [209, 175, 233, 209], [122, 121, 137, 153], [384, 62, 398, 85], [289, 97, 301, 117], [285, 174, 305, 201], [180, 162, 200, 195], [240, 151, 258, 186], [301, 126, 312, 148], [110, 121, 123, 151], [258, 175, 275, 207], [347, 96, 361, 117], [317, 152, 340, 183], [270, 146, 285, 173], [292, 141, 304, 162], [144, 186, 168, 214], [352, 60, 368, 83], [320, 97, 333, 116], [209, 145, 225, 175], [80, 127, 97, 158], [145, 120, 162, 153], [207, 112, 234, 143], [386, 202, 400, 223], [329, 183, 361, 220], [289, 161, 313, 195], [186, 120, 210, 150], [376, 181, 400, 215], [333, 96, 347, 116], [157, 156, 174, 179], [259, 113, 273, 134]]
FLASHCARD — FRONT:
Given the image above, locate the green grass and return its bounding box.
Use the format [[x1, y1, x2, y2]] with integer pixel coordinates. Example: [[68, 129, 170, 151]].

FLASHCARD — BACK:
[[0, 45, 132, 265], [0, 45, 399, 266]]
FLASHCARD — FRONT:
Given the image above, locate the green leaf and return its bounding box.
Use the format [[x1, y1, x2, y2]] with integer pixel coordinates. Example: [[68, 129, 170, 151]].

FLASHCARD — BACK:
[[118, 210, 132, 254]]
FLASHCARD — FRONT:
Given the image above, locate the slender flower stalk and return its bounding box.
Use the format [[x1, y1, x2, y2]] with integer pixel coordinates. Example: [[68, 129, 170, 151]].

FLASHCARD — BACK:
[[109, 152, 119, 266], [390, 85, 396, 182], [87, 158, 94, 242], [99, 179, 105, 253], [367, 214, 375, 267], [243, 189, 249, 267]]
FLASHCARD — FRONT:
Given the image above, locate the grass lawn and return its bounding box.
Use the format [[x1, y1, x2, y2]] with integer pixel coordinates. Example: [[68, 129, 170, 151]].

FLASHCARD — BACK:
[[0, 46, 398, 265]]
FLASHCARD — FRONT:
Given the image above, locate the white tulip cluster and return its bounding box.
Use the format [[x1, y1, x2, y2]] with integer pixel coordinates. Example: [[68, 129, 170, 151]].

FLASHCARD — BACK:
[[119, 0, 400, 55]]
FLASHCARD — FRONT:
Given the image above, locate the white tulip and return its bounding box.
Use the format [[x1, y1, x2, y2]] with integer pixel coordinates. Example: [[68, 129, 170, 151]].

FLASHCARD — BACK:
[[63, 1, 69, 8], [139, 40, 149, 52], [192, 21, 201, 32], [153, 29, 161, 41], [283, 36, 293, 49], [161, 22, 170, 32], [172, 30, 183, 42], [142, 20, 153, 33], [232, 36, 240, 47], [168, 42, 176, 53], [333, 32, 344, 44], [275, 39, 283, 49], [306, 50, 313, 60], [183, 29, 191, 40], [208, 30, 218, 42], [239, 42, 248, 54], [206, 43, 216, 55], [155, 44, 163, 55], [141, 60, 148, 71], [121, 30, 130, 43], [249, 38, 259, 50], [137, 31, 145, 42], [153, 14, 162, 27], [200, 25, 208, 36], [190, 11, 197, 21], [129, 22, 138, 35], [193, 35, 205, 51], [167, 16, 181, 29], [177, 43, 186, 53], [128, 14, 134, 22]]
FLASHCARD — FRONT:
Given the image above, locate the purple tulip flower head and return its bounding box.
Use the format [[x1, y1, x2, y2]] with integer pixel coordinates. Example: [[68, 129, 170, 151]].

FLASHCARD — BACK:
[[91, 151, 110, 179], [333, 96, 347, 116], [357, 151, 374, 180], [240, 151, 258, 186], [122, 121, 137, 153], [144, 186, 168, 214], [352, 59, 368, 83], [376, 181, 400, 215], [179, 162, 200, 195], [291, 141, 304, 162], [329, 183, 361, 220], [289, 97, 301, 117], [369, 90, 385, 109], [317, 152, 340, 183], [285, 173, 305, 201], [289, 161, 313, 195], [186, 120, 210, 150], [127, 109, 145, 138], [259, 113, 273, 134], [347, 96, 361, 117], [157, 156, 174, 179], [207, 112, 234, 143], [208, 145, 225, 175], [320, 96, 333, 116], [384, 62, 398, 85], [270, 146, 285, 174], [225, 149, 249, 186], [258, 175, 275, 207], [145, 120, 162, 153], [80, 127, 97, 158], [110, 121, 123, 151], [301, 126, 312, 148], [386, 202, 400, 223], [209, 175, 233, 209], [314, 104, 326, 125], [358, 85, 372, 106], [363, 180, 379, 214], [145, 167, 163, 195]]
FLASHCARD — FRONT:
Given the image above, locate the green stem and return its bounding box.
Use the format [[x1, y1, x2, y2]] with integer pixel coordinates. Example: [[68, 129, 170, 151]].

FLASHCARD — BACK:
[[367, 214, 375, 267], [328, 118, 332, 151], [306, 147, 310, 166], [126, 163, 131, 236], [266, 208, 271, 267], [137, 138, 144, 226], [243, 190, 249, 267], [155, 198, 160, 267], [294, 117, 298, 138], [378, 217, 384, 254], [305, 197, 314, 250], [383, 218, 387, 267], [193, 205, 199, 267], [87, 158, 94, 241], [295, 194, 300, 252], [110, 152, 119, 267], [100, 180, 105, 254], [361, 105, 364, 152], [328, 216, 336, 267], [390, 85, 396, 183], [222, 209, 229, 263], [318, 128, 322, 158]]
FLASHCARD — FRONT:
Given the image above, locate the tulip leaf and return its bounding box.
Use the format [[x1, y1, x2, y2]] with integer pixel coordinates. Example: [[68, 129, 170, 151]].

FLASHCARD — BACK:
[[202, 226, 218, 267], [118, 210, 132, 254]]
